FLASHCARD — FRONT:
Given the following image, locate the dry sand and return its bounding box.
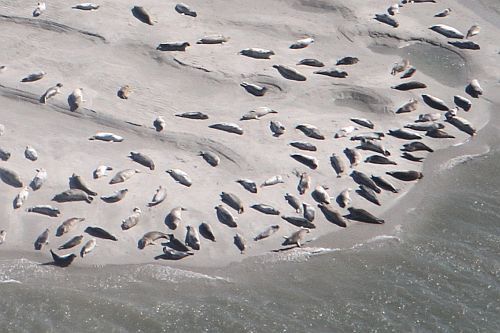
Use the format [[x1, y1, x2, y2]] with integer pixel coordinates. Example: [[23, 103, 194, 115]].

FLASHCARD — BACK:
[[0, 0, 498, 268]]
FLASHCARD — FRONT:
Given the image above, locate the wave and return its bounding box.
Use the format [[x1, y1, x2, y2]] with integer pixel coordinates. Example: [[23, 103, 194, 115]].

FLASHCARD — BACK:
[[439, 150, 490, 172]]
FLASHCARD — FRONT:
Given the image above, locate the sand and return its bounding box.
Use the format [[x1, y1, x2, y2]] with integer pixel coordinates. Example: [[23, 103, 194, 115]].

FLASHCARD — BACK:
[[0, 0, 498, 268]]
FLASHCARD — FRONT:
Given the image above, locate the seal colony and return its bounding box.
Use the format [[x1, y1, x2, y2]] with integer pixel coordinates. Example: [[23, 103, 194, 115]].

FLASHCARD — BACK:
[[0, 0, 496, 268]]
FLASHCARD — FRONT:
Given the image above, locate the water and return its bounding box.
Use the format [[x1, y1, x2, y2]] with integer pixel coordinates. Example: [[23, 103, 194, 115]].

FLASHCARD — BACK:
[[1, 146, 499, 332]]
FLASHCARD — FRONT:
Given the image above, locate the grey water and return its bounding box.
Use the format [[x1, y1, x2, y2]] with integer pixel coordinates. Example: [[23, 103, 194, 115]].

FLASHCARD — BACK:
[[1, 134, 499, 332]]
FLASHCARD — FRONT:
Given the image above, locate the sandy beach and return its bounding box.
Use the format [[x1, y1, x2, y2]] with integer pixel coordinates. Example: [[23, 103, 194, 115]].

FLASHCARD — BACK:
[[0, 0, 498, 268]]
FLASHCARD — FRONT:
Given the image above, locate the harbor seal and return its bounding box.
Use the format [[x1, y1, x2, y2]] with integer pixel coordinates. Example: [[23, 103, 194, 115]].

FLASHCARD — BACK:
[[148, 186, 166, 207], [185, 226, 200, 250], [297, 58, 324, 67], [56, 217, 85, 236], [68, 88, 84, 111], [449, 41, 480, 50], [281, 216, 315, 229], [93, 165, 113, 179], [330, 153, 346, 177], [351, 118, 374, 129], [53, 189, 93, 203], [318, 203, 348, 227], [454, 95, 472, 111], [290, 153, 318, 169], [89, 132, 124, 142], [371, 176, 399, 193], [365, 155, 397, 165], [80, 238, 96, 257], [121, 208, 142, 230], [26, 205, 60, 217], [175, 3, 197, 17], [237, 179, 257, 194], [58, 235, 84, 250], [467, 79, 483, 98], [100, 189, 128, 203], [153, 116, 166, 132], [70, 173, 97, 196], [254, 225, 280, 241], [282, 228, 310, 247], [165, 234, 190, 252], [402, 142, 434, 152], [466, 24, 480, 38], [303, 202, 315, 222], [251, 204, 280, 215], [388, 128, 423, 140], [344, 148, 362, 167], [351, 171, 381, 193], [337, 56, 359, 65], [0, 230, 6, 245], [72, 3, 100, 10], [234, 233, 247, 254], [109, 169, 140, 184], [215, 205, 237, 228], [391, 59, 410, 76], [220, 192, 244, 214], [199, 151, 220, 167], [199, 222, 216, 242], [33, 2, 46, 17], [175, 112, 209, 120], [285, 193, 302, 212], [445, 114, 476, 136], [24, 146, 38, 161], [270, 120, 285, 137], [21, 71, 45, 82], [297, 172, 311, 195], [401, 152, 425, 162], [375, 13, 399, 28], [435, 8, 452, 17], [430, 24, 465, 39], [261, 175, 283, 187], [129, 152, 155, 170], [157, 42, 190, 51], [34, 228, 49, 250], [85, 226, 117, 241], [166, 169, 192, 187], [296, 124, 325, 140], [273, 65, 307, 81], [40, 83, 62, 104], [0, 167, 23, 187], [314, 68, 348, 78], [156, 248, 194, 260], [347, 207, 384, 224], [357, 139, 390, 156], [240, 107, 277, 120], [165, 206, 186, 230], [117, 85, 132, 99], [290, 37, 314, 49], [336, 188, 352, 208], [386, 170, 423, 181], [239, 48, 275, 59], [391, 81, 427, 91], [311, 186, 331, 204], [356, 185, 381, 206], [240, 82, 267, 96], [50, 250, 76, 267], [132, 6, 155, 25], [209, 122, 244, 135], [197, 35, 228, 44], [14, 186, 30, 209]]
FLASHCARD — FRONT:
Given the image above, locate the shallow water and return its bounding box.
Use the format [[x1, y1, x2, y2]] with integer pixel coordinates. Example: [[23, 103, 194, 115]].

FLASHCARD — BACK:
[[1, 145, 499, 332]]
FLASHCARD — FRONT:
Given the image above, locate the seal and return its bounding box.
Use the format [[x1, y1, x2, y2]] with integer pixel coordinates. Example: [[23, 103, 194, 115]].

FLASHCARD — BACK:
[[391, 59, 410, 76], [337, 56, 359, 65], [85, 226, 117, 241], [391, 81, 427, 91], [386, 170, 423, 181], [290, 153, 318, 169], [100, 189, 128, 203], [371, 176, 399, 193], [199, 222, 216, 242], [73, 3, 100, 10], [404, 122, 444, 132], [165, 234, 190, 252], [350, 118, 374, 129], [24, 146, 38, 161], [466, 24, 480, 38], [185, 225, 201, 250], [388, 128, 423, 140], [27, 205, 60, 217], [221, 192, 244, 214], [445, 114, 476, 136], [270, 120, 285, 137], [14, 186, 29, 209], [240, 82, 267, 97], [157, 42, 190, 51], [357, 139, 390, 156], [402, 142, 434, 152], [21, 71, 45, 82], [175, 3, 197, 17], [68, 88, 84, 111], [58, 235, 84, 250], [351, 132, 385, 141], [129, 152, 155, 170], [297, 59, 324, 67], [318, 203, 348, 227], [240, 107, 277, 120], [165, 206, 186, 230], [156, 248, 193, 260], [33, 2, 46, 17], [34, 228, 49, 250], [285, 193, 302, 212], [121, 208, 142, 230], [117, 85, 132, 99], [148, 186, 166, 207], [234, 233, 247, 254], [347, 207, 384, 224], [273, 65, 307, 81], [334, 126, 358, 138], [80, 238, 96, 257], [314, 68, 348, 78], [387, 4, 399, 15], [336, 188, 352, 208], [375, 13, 399, 28], [166, 169, 192, 187], [56, 217, 85, 236], [356, 185, 381, 206], [153, 116, 166, 132], [290, 37, 314, 49], [50, 249, 77, 267], [401, 67, 417, 79], [132, 6, 155, 25], [350, 171, 381, 193], [261, 175, 283, 187], [430, 24, 465, 39], [311, 185, 331, 204], [344, 148, 362, 167], [416, 113, 441, 123], [93, 165, 113, 179], [401, 152, 425, 162], [199, 151, 220, 167], [251, 204, 280, 215], [175, 112, 209, 120], [0, 230, 6, 245], [426, 129, 455, 139], [365, 155, 397, 165], [0, 167, 23, 188], [0, 148, 10, 161], [209, 122, 244, 135], [302, 202, 315, 222], [197, 35, 228, 44], [297, 172, 311, 195], [449, 41, 480, 50], [422, 94, 450, 111], [434, 8, 452, 17], [239, 48, 275, 59], [281, 216, 315, 229], [89, 132, 124, 142], [70, 173, 97, 196], [109, 169, 140, 184], [237, 179, 257, 193], [40, 83, 62, 104], [296, 124, 325, 140], [454, 95, 472, 111], [254, 225, 280, 241], [330, 153, 346, 177], [215, 205, 237, 227], [282, 228, 310, 247], [467, 79, 483, 98]]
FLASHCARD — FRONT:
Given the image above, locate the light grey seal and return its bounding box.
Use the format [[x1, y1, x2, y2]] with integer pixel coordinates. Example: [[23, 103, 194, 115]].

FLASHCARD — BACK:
[[347, 207, 384, 224], [33, 2, 46, 17], [68, 88, 84, 111], [209, 122, 243, 135], [26, 205, 60, 217], [273, 65, 307, 81], [330, 153, 346, 177], [165, 206, 186, 230], [157, 42, 190, 51], [239, 48, 275, 59], [261, 175, 283, 187], [234, 233, 247, 254], [175, 3, 197, 17], [215, 205, 237, 228], [56, 217, 85, 236], [270, 120, 285, 137], [34, 228, 49, 250], [70, 173, 97, 196], [80, 238, 96, 257], [89, 132, 124, 142], [290, 37, 314, 49], [21, 71, 45, 82], [121, 208, 142, 230], [129, 152, 155, 170], [132, 6, 155, 25], [466, 25, 480, 38], [73, 3, 100, 10], [240, 107, 277, 120], [282, 228, 310, 247], [199, 151, 220, 167], [148, 186, 166, 207], [185, 225, 200, 250], [350, 132, 385, 141], [430, 24, 464, 39], [100, 189, 128, 203], [58, 235, 84, 250], [0, 167, 23, 187], [290, 153, 318, 169], [40, 83, 62, 104], [93, 165, 113, 179], [109, 169, 140, 184], [254, 225, 280, 241], [435, 8, 452, 17], [52, 189, 93, 203], [285, 193, 302, 213], [391, 59, 410, 76], [197, 35, 228, 44], [14, 186, 29, 209], [220, 192, 244, 214], [166, 169, 192, 186], [240, 82, 267, 96], [138, 231, 169, 249], [297, 172, 311, 195], [50, 250, 77, 267]]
